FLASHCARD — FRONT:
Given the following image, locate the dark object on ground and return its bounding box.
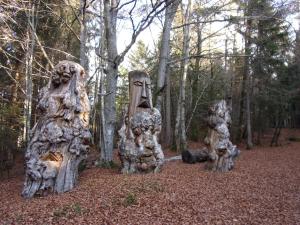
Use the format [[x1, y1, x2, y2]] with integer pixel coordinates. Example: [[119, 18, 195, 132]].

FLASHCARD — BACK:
[[182, 148, 209, 164]]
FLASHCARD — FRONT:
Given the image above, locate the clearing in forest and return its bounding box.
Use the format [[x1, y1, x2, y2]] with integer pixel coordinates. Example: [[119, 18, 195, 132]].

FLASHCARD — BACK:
[[0, 134, 300, 224]]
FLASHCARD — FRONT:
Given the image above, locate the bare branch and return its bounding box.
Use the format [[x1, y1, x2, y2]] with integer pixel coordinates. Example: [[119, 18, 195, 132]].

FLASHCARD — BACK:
[[28, 21, 54, 69], [0, 65, 26, 96], [117, 0, 174, 65], [116, 0, 136, 11]]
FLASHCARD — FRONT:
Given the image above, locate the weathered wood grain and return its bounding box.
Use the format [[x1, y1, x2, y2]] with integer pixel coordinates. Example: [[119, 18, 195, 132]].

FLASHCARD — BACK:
[[22, 61, 91, 198]]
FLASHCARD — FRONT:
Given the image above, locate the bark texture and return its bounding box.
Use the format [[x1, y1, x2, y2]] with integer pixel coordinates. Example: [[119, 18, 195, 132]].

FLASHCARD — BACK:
[[101, 0, 118, 163], [204, 100, 240, 172], [118, 71, 164, 174], [175, 0, 192, 152], [156, 0, 180, 111], [22, 61, 91, 198]]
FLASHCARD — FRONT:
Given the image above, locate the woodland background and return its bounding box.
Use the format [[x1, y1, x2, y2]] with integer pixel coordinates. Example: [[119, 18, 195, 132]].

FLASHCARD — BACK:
[[0, 0, 300, 174]]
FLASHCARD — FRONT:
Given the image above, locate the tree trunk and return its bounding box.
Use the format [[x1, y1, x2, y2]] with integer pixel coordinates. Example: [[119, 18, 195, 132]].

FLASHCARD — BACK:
[[165, 67, 172, 146], [80, 0, 89, 75], [156, 0, 179, 147], [237, 69, 246, 142], [195, 15, 202, 94], [101, 0, 118, 163], [100, 0, 169, 163], [244, 9, 253, 150], [175, 0, 192, 152], [23, 2, 36, 143], [156, 0, 180, 111]]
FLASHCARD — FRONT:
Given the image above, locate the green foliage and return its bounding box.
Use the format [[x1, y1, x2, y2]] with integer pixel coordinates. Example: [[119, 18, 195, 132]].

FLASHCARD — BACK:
[[123, 193, 137, 207], [53, 203, 85, 218], [36, 0, 81, 60], [78, 160, 87, 173], [0, 103, 22, 177], [53, 206, 69, 217], [95, 160, 119, 169], [72, 203, 82, 214], [116, 65, 129, 126], [128, 40, 158, 77], [250, 0, 292, 133]]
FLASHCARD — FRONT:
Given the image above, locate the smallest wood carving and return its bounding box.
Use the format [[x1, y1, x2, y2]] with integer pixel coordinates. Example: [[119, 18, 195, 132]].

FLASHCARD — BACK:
[[118, 71, 164, 174], [181, 148, 209, 164], [204, 100, 240, 172]]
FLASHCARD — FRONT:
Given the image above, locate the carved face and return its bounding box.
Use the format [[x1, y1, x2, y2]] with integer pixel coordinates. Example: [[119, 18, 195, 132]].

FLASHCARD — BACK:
[[128, 71, 153, 118], [209, 100, 231, 125], [51, 61, 76, 87]]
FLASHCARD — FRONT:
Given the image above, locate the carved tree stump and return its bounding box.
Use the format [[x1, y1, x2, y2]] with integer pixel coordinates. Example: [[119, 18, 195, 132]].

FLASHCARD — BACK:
[[22, 61, 91, 198], [118, 71, 164, 174], [204, 100, 240, 172]]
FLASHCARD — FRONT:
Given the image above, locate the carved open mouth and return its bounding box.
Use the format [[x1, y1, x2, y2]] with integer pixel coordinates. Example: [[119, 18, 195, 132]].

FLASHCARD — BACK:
[[137, 100, 150, 108], [217, 148, 227, 156], [62, 72, 71, 79]]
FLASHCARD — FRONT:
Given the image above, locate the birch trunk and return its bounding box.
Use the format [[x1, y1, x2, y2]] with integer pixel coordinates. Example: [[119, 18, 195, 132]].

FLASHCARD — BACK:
[[175, 0, 192, 152], [165, 67, 172, 146], [23, 2, 36, 143], [80, 0, 89, 75], [101, 0, 118, 163], [156, 0, 180, 111], [195, 15, 202, 94]]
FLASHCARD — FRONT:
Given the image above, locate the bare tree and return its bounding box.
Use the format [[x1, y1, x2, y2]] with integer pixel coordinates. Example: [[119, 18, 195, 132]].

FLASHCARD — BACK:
[[100, 0, 173, 164], [244, 1, 253, 149], [155, 0, 180, 147], [23, 0, 38, 143], [80, 0, 89, 75], [175, 0, 192, 152], [156, 0, 180, 111]]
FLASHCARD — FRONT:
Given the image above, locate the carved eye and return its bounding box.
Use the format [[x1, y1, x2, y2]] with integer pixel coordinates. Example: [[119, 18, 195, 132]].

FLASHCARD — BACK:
[[146, 84, 153, 89], [134, 81, 143, 86], [70, 65, 76, 74], [80, 69, 85, 77], [59, 65, 65, 72], [133, 128, 141, 135]]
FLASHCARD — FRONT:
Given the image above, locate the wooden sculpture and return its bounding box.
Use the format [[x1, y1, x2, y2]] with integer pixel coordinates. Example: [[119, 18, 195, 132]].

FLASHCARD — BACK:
[[118, 71, 164, 174], [204, 100, 240, 171], [22, 61, 91, 198]]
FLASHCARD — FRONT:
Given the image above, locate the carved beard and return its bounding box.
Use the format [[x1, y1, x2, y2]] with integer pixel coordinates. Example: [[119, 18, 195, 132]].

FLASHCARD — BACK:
[[51, 73, 61, 87], [128, 71, 153, 118]]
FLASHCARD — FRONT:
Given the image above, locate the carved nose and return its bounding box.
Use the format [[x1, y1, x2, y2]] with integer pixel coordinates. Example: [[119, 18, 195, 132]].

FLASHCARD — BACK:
[[141, 82, 147, 98]]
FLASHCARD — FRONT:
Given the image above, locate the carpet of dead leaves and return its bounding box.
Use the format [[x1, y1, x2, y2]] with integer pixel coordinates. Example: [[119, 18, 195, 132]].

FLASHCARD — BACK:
[[1, 129, 300, 225]]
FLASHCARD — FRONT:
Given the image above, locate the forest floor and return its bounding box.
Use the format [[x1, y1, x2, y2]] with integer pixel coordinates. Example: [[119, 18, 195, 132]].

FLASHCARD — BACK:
[[0, 129, 300, 225]]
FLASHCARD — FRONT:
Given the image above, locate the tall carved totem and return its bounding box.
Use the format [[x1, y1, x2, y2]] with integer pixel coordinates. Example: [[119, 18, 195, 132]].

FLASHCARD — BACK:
[[204, 100, 240, 172], [118, 71, 164, 174], [22, 61, 91, 198]]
